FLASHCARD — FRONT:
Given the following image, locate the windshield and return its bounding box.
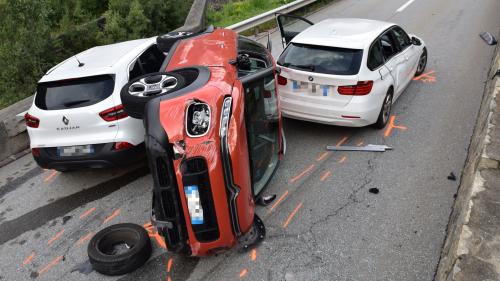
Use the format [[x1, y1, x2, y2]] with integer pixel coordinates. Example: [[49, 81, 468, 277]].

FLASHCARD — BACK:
[[277, 43, 363, 75], [35, 75, 115, 110]]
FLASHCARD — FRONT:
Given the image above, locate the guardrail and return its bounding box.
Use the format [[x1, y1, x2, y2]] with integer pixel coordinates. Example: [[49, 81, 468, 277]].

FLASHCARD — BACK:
[[227, 0, 318, 33], [0, 0, 321, 165]]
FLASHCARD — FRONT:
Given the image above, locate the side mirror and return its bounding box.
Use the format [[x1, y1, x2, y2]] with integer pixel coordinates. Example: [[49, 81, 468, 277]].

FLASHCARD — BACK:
[[412, 36, 422, 46], [266, 32, 272, 52]]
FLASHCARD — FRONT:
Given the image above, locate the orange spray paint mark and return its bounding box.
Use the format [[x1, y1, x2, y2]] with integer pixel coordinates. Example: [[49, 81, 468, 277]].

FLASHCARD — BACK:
[[290, 164, 314, 183], [413, 70, 436, 83], [283, 202, 303, 228], [250, 249, 257, 261], [316, 152, 330, 161], [167, 277, 172, 281], [79, 207, 96, 219], [38, 255, 63, 276], [384, 115, 407, 138], [336, 136, 349, 147], [144, 222, 167, 249], [167, 258, 173, 272], [47, 229, 65, 246], [357, 141, 364, 147], [338, 156, 347, 164], [23, 252, 35, 266], [76, 232, 93, 246], [239, 268, 248, 278], [268, 190, 288, 213], [320, 171, 332, 182], [102, 209, 121, 225], [43, 170, 58, 182]]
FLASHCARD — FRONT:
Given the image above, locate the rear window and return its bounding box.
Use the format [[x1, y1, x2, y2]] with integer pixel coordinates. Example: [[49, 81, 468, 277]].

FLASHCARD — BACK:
[[277, 43, 363, 75], [35, 75, 115, 110]]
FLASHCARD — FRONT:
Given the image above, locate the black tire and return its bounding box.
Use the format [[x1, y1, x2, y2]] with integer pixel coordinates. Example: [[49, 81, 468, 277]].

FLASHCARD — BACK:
[[373, 89, 393, 129], [414, 47, 427, 76], [88, 223, 152, 276], [121, 72, 186, 119]]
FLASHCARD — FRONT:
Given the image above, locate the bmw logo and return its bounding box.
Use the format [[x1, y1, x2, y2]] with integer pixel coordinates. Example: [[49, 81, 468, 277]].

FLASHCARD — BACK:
[[308, 76, 314, 82]]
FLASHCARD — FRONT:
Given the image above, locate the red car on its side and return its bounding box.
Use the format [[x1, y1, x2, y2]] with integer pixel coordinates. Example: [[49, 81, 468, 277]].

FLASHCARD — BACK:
[[121, 27, 284, 256]]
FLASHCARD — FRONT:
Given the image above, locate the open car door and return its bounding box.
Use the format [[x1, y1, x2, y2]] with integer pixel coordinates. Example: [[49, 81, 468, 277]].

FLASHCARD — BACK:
[[275, 13, 314, 48]]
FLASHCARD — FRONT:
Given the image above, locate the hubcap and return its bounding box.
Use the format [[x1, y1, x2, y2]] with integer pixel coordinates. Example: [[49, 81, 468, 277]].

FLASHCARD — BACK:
[[128, 75, 178, 97]]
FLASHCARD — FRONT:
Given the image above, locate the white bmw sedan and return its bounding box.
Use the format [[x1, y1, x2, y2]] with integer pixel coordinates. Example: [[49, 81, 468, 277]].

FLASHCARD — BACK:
[[275, 15, 427, 128]]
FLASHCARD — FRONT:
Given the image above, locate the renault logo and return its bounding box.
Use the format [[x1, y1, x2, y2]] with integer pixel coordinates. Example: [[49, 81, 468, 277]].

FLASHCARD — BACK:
[[62, 116, 69, 125], [308, 76, 314, 82]]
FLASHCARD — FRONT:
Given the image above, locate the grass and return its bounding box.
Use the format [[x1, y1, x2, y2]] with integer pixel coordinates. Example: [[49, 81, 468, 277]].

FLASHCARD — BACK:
[[207, 0, 295, 28]]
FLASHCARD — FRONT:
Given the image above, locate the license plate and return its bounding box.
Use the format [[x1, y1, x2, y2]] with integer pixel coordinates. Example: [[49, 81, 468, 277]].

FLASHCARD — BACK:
[[292, 80, 331, 96], [57, 145, 94, 157], [184, 185, 204, 225]]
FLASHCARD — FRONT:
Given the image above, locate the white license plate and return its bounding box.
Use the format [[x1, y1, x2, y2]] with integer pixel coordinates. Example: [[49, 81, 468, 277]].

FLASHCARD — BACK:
[[292, 80, 331, 96], [184, 185, 204, 225], [57, 145, 94, 157]]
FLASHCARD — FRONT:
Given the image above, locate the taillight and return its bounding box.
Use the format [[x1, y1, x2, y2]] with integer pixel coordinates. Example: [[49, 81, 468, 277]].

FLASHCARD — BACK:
[[31, 148, 40, 157], [338, 81, 373, 96], [114, 142, 134, 151], [25, 113, 40, 128], [99, 105, 128, 122], [277, 75, 287, 86]]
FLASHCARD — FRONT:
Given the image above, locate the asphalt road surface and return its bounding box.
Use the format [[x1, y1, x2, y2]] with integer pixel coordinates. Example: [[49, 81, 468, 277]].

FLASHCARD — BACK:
[[1, 0, 499, 280]]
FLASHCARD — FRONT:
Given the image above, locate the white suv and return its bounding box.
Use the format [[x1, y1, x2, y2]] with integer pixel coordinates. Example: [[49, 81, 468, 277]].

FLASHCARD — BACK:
[[25, 37, 166, 171]]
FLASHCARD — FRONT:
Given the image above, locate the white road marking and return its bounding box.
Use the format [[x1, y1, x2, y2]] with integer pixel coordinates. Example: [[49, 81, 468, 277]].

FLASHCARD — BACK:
[[396, 0, 416, 12]]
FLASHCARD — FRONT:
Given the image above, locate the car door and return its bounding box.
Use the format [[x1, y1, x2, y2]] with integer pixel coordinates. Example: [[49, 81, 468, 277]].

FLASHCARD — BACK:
[[238, 53, 280, 195], [379, 31, 403, 97], [276, 13, 314, 48], [390, 26, 418, 96]]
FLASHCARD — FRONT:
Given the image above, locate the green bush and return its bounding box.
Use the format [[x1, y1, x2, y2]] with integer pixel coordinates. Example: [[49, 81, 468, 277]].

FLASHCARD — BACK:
[[0, 0, 192, 109], [207, 0, 293, 27]]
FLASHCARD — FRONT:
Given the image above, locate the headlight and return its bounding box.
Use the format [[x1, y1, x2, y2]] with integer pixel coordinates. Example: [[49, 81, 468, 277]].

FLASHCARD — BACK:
[[186, 102, 211, 137], [220, 97, 232, 137]]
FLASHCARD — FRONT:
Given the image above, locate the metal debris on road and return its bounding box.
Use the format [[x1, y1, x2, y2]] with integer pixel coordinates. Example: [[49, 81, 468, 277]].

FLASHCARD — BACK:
[[326, 144, 393, 152], [447, 172, 457, 181], [479, 31, 497, 45]]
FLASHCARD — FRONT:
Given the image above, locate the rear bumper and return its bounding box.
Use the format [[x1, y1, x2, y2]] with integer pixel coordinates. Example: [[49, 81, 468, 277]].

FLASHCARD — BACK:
[[33, 143, 146, 170], [280, 95, 381, 127]]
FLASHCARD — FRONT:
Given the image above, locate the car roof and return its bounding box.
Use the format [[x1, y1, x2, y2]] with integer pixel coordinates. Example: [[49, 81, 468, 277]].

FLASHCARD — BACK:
[[292, 18, 395, 50], [39, 37, 157, 83]]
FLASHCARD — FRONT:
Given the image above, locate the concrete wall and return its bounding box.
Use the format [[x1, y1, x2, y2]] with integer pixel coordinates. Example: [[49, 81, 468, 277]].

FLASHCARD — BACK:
[[435, 45, 500, 280], [0, 96, 32, 164]]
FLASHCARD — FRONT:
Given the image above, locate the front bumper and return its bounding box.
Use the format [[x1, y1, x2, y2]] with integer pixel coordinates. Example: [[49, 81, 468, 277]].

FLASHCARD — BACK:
[[33, 143, 146, 170]]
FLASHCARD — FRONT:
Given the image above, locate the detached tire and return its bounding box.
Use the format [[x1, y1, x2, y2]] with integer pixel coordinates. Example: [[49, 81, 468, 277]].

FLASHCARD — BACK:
[[121, 72, 186, 119], [88, 223, 152, 276]]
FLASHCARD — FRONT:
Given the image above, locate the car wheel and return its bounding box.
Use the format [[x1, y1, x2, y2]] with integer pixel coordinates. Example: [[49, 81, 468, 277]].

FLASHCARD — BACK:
[[374, 89, 393, 129], [121, 72, 186, 119], [415, 47, 427, 76], [88, 223, 152, 276]]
